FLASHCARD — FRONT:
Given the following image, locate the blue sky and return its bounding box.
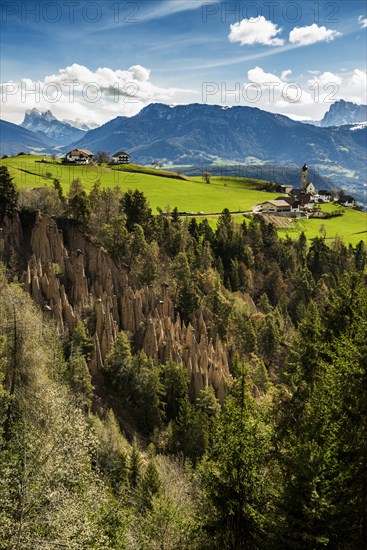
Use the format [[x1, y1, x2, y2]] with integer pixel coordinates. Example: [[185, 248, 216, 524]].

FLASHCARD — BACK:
[[1, 0, 366, 124]]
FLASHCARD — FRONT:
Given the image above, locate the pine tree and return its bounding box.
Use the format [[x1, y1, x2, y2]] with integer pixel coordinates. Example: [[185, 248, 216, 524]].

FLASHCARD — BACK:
[[132, 353, 165, 436], [129, 440, 142, 489], [69, 349, 94, 411], [53, 178, 64, 202], [104, 331, 132, 395], [0, 166, 18, 220], [201, 364, 270, 549], [120, 189, 153, 233], [127, 223, 148, 272], [315, 274, 367, 548], [171, 395, 209, 463], [139, 459, 161, 511], [101, 215, 128, 266], [161, 359, 189, 421]]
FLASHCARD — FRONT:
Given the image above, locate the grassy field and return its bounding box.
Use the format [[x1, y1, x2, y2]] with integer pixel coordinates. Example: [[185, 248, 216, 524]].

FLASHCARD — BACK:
[[288, 204, 367, 247], [205, 206, 367, 246], [2, 155, 366, 246], [0, 155, 278, 213]]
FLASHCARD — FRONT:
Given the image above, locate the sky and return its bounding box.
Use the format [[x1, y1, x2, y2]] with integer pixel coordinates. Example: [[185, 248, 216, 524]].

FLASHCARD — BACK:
[[0, 0, 366, 126]]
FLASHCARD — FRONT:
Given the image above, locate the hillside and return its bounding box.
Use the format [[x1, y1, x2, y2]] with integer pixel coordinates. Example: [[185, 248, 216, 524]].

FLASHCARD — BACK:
[[0, 119, 54, 155], [1, 154, 366, 246], [1, 160, 367, 548], [0, 154, 282, 213]]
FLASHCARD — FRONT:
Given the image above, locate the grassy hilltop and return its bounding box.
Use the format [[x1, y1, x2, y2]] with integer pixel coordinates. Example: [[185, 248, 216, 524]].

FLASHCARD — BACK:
[[1, 154, 366, 246]]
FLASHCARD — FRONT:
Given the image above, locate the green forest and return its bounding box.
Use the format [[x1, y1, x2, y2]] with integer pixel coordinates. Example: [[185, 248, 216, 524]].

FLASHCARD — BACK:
[[0, 166, 367, 549]]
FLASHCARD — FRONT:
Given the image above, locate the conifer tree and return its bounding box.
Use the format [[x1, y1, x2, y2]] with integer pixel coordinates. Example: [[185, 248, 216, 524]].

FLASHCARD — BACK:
[[201, 364, 270, 549], [139, 459, 161, 511], [0, 166, 18, 220], [129, 440, 142, 489]]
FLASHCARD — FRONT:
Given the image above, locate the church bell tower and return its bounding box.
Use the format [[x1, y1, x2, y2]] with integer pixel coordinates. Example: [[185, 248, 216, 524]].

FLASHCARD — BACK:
[[301, 162, 308, 192]]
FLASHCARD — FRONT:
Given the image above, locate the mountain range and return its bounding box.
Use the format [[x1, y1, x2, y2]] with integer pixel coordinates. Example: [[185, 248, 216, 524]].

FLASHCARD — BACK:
[[21, 108, 87, 146], [68, 102, 366, 198], [1, 101, 366, 201], [318, 99, 367, 127], [69, 102, 365, 167]]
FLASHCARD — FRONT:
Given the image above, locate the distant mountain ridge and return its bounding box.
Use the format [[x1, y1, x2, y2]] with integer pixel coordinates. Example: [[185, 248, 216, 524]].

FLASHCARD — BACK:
[[21, 109, 87, 146], [319, 100, 367, 127], [68, 102, 366, 194], [2, 102, 366, 202]]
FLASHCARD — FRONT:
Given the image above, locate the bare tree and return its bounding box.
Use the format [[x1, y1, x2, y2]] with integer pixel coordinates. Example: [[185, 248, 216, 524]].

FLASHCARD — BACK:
[[94, 151, 111, 165], [203, 171, 211, 184]]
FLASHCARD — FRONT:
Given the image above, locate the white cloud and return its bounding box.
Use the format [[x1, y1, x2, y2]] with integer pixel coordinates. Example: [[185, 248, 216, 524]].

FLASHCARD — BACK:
[[247, 66, 282, 85], [144, 0, 204, 20], [308, 71, 343, 87], [129, 65, 151, 82], [347, 69, 367, 103], [358, 15, 367, 28], [219, 66, 367, 120], [229, 16, 284, 47], [241, 66, 353, 120], [289, 24, 341, 45], [0, 63, 193, 125], [281, 70, 292, 81], [246, 66, 313, 108]]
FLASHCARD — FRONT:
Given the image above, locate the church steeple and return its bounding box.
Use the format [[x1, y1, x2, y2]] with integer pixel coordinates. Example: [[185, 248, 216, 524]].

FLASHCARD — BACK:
[[301, 162, 308, 191]]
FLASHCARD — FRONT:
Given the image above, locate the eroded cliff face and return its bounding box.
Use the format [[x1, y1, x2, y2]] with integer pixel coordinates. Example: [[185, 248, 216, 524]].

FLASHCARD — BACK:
[[0, 212, 230, 401]]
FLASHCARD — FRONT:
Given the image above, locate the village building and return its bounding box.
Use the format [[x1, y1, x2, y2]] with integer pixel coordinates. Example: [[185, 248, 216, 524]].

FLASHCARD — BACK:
[[255, 198, 301, 214], [112, 151, 130, 164], [305, 181, 315, 194], [258, 199, 292, 213], [301, 162, 315, 194], [253, 163, 317, 217], [275, 184, 293, 194], [297, 193, 315, 209], [338, 195, 356, 207], [64, 149, 94, 164], [318, 190, 333, 202], [275, 196, 300, 211]]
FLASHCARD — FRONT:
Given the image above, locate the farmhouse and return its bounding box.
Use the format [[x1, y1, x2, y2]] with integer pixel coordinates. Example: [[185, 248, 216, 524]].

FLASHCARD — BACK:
[[318, 190, 332, 202], [297, 193, 315, 209], [112, 151, 130, 164], [275, 196, 300, 211], [64, 149, 93, 164], [276, 184, 293, 194], [338, 195, 356, 207], [258, 200, 293, 214]]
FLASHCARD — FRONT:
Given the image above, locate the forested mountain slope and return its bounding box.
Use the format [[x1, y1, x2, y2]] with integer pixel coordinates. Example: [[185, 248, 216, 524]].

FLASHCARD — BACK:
[[1, 167, 367, 548]]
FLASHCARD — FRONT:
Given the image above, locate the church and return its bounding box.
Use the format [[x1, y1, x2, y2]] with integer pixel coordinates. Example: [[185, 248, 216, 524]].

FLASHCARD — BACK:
[[301, 163, 315, 194]]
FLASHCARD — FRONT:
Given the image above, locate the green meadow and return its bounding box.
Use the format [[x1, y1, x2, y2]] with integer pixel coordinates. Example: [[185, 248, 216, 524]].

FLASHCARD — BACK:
[[289, 204, 367, 247], [206, 205, 367, 247], [0, 155, 277, 213], [1, 155, 366, 246]]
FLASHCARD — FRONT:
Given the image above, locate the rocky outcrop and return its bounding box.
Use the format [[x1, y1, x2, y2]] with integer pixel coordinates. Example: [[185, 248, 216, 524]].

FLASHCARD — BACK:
[[1, 212, 231, 401]]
